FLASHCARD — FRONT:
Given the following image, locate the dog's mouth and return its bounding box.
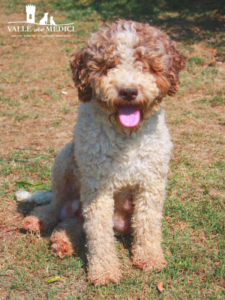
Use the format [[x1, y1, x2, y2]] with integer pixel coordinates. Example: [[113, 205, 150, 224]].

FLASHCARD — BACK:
[[118, 105, 141, 127]]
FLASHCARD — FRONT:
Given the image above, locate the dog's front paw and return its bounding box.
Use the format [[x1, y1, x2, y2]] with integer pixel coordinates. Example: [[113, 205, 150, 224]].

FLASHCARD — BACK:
[[132, 246, 167, 271], [23, 216, 45, 232], [50, 230, 74, 258], [88, 264, 122, 286]]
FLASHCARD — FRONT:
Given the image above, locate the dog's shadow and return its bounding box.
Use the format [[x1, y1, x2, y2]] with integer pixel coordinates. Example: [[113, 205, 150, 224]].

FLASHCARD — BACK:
[[17, 200, 89, 268], [17, 201, 133, 270]]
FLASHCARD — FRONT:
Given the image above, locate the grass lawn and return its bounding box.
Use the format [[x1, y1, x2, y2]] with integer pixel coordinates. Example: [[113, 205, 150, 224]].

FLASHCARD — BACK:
[[0, 0, 224, 299]]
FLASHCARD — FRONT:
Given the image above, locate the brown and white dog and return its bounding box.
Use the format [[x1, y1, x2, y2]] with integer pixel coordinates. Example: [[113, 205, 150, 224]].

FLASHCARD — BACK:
[[21, 20, 186, 285]]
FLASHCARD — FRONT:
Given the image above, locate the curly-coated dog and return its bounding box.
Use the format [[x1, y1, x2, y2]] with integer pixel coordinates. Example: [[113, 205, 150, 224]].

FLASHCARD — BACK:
[[22, 20, 186, 285]]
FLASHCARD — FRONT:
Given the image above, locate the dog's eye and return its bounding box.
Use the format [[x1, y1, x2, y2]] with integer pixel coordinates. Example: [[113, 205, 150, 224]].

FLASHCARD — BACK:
[[107, 66, 115, 70], [106, 66, 115, 73]]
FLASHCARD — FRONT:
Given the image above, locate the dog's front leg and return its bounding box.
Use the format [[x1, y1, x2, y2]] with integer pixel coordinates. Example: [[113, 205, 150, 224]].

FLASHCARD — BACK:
[[81, 189, 122, 285], [132, 180, 167, 271]]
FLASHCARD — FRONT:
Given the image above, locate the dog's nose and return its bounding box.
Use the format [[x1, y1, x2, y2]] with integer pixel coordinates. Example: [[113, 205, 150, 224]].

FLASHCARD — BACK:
[[119, 88, 138, 101]]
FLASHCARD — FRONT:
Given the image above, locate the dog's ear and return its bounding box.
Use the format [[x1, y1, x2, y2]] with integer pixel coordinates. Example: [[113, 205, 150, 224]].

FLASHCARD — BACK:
[[70, 49, 92, 102], [166, 41, 186, 96]]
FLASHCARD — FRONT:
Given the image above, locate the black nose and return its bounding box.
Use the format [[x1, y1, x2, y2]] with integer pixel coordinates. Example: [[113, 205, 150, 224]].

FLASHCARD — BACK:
[[119, 88, 138, 101]]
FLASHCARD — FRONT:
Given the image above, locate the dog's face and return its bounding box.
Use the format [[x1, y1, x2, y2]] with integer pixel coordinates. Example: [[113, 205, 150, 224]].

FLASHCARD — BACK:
[[70, 20, 186, 132]]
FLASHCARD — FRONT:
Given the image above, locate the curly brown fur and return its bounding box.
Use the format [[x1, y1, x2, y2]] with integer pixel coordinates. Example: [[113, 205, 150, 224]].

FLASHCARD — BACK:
[[22, 20, 186, 286], [70, 20, 186, 133]]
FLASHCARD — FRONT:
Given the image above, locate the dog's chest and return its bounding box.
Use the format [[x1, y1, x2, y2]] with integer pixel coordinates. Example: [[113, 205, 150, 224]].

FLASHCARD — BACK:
[[74, 103, 172, 188], [102, 128, 167, 187]]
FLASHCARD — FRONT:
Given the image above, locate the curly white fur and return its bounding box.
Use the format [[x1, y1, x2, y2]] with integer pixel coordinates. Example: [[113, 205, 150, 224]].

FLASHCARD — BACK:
[[22, 20, 186, 286]]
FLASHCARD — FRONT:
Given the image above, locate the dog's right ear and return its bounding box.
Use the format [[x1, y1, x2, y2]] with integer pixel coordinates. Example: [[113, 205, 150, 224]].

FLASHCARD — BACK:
[[70, 50, 92, 102]]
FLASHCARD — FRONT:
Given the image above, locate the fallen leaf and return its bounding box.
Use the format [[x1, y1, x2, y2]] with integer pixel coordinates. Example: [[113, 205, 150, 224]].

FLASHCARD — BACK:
[[209, 48, 218, 53], [16, 181, 43, 187], [46, 276, 61, 283], [157, 281, 164, 292]]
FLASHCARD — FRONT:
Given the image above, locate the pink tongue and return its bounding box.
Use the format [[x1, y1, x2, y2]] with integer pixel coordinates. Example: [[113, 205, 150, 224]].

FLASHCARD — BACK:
[[119, 106, 140, 127]]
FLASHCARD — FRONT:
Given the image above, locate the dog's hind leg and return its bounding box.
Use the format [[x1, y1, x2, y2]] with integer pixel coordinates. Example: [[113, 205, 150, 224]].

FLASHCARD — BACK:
[[23, 142, 81, 232], [50, 217, 84, 258]]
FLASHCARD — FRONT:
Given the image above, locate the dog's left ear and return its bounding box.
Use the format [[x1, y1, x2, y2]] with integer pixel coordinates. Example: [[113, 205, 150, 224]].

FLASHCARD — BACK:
[[166, 41, 187, 96], [70, 49, 92, 102]]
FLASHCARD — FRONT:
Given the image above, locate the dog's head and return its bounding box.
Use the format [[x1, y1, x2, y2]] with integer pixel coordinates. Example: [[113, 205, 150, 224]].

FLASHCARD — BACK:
[[70, 20, 186, 132]]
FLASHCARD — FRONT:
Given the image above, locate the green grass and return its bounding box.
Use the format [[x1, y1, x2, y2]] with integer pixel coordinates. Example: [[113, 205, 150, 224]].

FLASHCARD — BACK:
[[1, 150, 224, 299], [194, 94, 225, 108]]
